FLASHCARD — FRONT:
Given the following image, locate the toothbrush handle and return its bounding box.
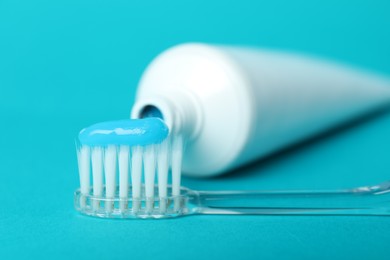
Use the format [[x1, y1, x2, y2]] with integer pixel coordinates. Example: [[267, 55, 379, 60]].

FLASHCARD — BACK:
[[193, 182, 390, 216]]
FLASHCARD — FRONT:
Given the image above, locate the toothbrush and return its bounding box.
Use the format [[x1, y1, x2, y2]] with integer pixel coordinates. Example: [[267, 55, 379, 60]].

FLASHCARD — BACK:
[[75, 118, 390, 219]]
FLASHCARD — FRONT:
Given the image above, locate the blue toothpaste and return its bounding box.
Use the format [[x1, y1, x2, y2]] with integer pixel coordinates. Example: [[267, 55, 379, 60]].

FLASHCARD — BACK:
[[78, 118, 169, 146]]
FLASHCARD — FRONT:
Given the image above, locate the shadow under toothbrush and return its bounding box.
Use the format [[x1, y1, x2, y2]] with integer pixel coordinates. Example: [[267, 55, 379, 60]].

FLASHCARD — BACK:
[[213, 104, 390, 181]]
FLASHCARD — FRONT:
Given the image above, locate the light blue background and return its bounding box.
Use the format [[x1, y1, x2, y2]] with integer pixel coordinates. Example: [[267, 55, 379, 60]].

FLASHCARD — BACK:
[[1, 0, 390, 259]]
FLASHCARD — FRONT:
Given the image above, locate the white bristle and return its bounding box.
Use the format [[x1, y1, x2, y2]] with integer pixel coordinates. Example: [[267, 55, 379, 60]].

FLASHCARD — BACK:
[[104, 145, 117, 211], [157, 139, 169, 212], [77, 132, 185, 214], [131, 146, 143, 211], [78, 145, 90, 208], [143, 145, 156, 212], [171, 136, 183, 196], [118, 145, 130, 211], [171, 135, 183, 211], [91, 146, 103, 210]]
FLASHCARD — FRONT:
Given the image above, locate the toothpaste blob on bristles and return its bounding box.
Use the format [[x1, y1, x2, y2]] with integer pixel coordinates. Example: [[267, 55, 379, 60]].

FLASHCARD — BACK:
[[78, 118, 169, 146], [76, 118, 184, 215]]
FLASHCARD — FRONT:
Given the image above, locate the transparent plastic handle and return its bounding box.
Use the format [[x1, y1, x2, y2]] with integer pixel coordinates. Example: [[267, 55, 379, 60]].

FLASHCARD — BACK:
[[74, 181, 390, 219], [193, 181, 390, 216]]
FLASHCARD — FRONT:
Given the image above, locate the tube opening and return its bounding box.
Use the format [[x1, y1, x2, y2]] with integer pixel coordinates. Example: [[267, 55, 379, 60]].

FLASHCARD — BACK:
[[139, 105, 164, 119], [131, 97, 175, 132]]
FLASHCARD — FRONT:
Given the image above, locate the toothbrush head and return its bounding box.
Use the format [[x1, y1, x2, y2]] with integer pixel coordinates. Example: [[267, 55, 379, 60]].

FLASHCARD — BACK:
[[75, 118, 185, 219], [74, 185, 198, 219]]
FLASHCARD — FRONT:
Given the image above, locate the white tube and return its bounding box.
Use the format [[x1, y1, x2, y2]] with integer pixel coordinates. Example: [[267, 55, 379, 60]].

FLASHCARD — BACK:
[[131, 43, 390, 177]]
